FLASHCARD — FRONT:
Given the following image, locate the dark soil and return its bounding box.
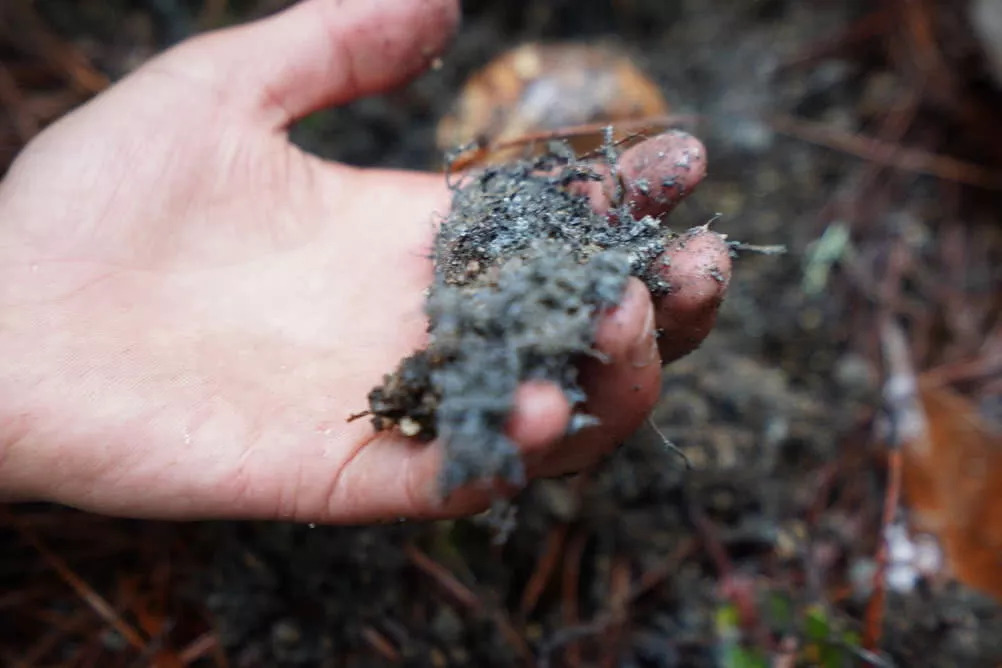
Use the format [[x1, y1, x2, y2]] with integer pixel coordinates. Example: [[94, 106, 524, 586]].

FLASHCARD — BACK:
[[2, 1, 1001, 667], [369, 147, 678, 492]]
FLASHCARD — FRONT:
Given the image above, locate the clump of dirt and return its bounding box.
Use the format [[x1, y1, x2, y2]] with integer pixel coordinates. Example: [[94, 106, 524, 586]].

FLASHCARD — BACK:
[[6, 2, 1002, 667], [367, 146, 674, 492]]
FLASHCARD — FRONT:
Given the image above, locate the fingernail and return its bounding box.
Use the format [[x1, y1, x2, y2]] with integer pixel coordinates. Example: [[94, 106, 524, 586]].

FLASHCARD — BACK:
[[628, 301, 659, 368]]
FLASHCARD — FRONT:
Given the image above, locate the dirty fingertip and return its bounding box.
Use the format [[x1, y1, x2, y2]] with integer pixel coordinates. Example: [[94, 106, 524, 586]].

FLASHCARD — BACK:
[[544, 278, 660, 478], [652, 226, 732, 363], [618, 131, 708, 221], [506, 380, 573, 455], [592, 277, 656, 362]]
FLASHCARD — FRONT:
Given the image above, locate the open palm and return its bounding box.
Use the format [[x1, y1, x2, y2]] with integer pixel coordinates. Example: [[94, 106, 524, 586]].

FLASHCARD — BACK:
[[0, 0, 729, 523]]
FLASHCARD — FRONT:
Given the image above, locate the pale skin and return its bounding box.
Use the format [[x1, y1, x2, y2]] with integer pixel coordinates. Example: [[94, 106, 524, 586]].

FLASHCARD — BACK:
[[0, 0, 732, 523]]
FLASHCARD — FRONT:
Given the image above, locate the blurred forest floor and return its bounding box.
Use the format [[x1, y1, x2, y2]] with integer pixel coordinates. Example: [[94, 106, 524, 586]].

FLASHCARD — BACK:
[[1, 1, 1001, 666]]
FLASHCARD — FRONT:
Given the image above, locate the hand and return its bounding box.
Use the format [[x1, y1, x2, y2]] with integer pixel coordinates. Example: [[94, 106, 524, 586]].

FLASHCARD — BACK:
[[0, 0, 730, 523]]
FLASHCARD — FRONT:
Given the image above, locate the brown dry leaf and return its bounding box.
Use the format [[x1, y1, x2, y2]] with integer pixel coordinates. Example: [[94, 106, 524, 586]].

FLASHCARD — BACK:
[[903, 377, 1002, 600], [436, 43, 670, 163]]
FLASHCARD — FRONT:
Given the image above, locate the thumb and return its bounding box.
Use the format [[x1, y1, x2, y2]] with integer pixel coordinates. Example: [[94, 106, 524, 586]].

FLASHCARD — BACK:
[[155, 0, 459, 128]]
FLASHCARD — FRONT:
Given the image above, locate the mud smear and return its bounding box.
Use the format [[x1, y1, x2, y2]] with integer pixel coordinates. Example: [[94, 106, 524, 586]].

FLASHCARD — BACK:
[[367, 143, 679, 493]]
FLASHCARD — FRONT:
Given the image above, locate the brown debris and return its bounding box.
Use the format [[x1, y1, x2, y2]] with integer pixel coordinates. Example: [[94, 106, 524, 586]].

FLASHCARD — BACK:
[[907, 379, 1002, 600], [771, 114, 1002, 190], [437, 42, 670, 165]]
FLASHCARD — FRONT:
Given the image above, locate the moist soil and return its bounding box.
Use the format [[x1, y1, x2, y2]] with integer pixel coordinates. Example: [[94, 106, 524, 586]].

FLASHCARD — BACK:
[[368, 145, 685, 493], [2, 1, 1002, 666]]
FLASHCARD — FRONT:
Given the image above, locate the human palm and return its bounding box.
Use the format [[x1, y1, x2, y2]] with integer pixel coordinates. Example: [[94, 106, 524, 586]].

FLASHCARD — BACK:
[[0, 0, 730, 523]]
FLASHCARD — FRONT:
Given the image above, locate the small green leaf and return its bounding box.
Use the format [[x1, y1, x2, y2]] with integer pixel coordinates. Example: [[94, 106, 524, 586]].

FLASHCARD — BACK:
[[805, 604, 831, 641], [718, 644, 769, 668], [765, 591, 793, 630], [715, 604, 768, 668]]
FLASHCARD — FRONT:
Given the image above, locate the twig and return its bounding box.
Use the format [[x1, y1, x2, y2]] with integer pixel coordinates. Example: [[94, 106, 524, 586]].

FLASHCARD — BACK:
[[519, 524, 569, 618], [771, 114, 1002, 190], [0, 61, 38, 142], [801, 82, 919, 266], [627, 538, 697, 603], [346, 410, 371, 423], [177, 632, 219, 665], [863, 448, 902, 653], [921, 354, 1002, 389], [198, 0, 230, 29], [843, 640, 897, 668], [600, 556, 632, 668], [404, 543, 482, 612], [360, 626, 401, 664], [537, 619, 611, 668], [864, 318, 919, 652], [1, 1, 109, 95], [446, 114, 699, 172], [405, 542, 532, 662], [560, 530, 588, 667], [646, 417, 692, 470], [688, 505, 733, 578], [23, 89, 84, 124], [0, 585, 54, 611], [14, 609, 92, 667], [777, 7, 893, 72], [0, 510, 147, 652], [537, 540, 697, 668], [728, 241, 788, 256], [805, 461, 841, 527]]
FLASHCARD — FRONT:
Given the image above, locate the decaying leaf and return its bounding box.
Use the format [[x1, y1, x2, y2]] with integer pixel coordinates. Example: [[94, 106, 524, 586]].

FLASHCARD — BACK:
[[902, 377, 1002, 600], [436, 43, 670, 165]]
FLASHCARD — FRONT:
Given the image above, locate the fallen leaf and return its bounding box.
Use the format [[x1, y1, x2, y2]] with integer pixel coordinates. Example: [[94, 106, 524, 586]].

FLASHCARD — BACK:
[[901, 378, 1002, 600]]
